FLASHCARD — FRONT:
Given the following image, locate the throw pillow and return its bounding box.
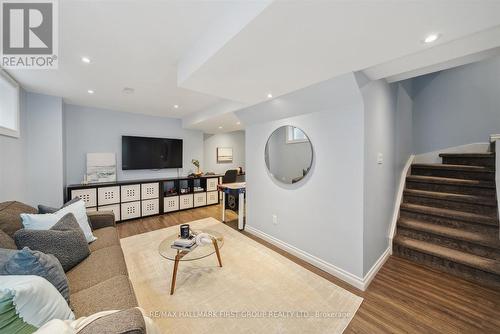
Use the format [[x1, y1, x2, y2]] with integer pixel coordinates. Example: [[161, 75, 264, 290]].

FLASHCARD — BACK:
[[37, 197, 80, 214], [0, 229, 17, 249], [14, 213, 90, 272], [0, 247, 70, 304], [0, 275, 74, 333], [20, 199, 96, 243]]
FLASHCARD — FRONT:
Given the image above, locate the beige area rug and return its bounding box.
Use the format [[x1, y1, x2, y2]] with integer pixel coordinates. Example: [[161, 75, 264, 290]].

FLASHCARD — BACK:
[[120, 218, 363, 334]]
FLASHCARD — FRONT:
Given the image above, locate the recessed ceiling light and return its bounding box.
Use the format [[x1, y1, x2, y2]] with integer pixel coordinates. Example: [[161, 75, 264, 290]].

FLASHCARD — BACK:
[[87, 89, 94, 94], [81, 57, 91, 64], [424, 33, 440, 44], [123, 87, 134, 94], [267, 93, 273, 98], [218, 126, 223, 129], [174, 104, 179, 109], [236, 121, 241, 125]]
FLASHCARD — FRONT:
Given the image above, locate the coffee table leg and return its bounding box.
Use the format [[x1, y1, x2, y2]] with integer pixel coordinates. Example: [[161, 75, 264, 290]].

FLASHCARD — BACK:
[[170, 252, 181, 295], [212, 239, 223, 267]]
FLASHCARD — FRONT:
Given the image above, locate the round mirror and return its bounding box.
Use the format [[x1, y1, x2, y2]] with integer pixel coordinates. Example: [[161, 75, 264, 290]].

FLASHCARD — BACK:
[[265, 125, 313, 184]]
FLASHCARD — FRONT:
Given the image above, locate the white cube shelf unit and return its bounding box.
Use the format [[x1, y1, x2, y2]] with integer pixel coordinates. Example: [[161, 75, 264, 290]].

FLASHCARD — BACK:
[[66, 175, 222, 222]]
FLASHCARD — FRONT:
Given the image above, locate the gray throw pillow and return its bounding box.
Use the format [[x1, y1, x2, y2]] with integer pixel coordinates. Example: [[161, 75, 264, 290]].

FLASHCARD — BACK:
[[0, 247, 70, 303], [38, 197, 80, 214], [14, 213, 90, 271]]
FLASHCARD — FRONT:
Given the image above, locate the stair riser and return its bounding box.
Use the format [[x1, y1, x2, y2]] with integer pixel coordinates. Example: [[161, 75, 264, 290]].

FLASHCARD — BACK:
[[403, 194, 498, 217], [400, 209, 498, 232], [441, 156, 495, 168], [406, 181, 497, 197], [397, 227, 500, 260], [393, 244, 500, 289], [411, 168, 495, 181]]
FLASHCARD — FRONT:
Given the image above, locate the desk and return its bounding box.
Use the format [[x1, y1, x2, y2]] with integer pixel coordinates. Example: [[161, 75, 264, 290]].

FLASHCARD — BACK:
[[218, 182, 246, 230]]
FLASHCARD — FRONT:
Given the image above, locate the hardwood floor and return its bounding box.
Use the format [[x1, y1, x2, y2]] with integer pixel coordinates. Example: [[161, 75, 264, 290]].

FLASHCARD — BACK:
[[117, 205, 500, 333]]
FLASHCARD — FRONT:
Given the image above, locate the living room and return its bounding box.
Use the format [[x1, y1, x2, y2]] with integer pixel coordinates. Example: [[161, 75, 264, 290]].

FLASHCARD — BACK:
[[1, 1, 500, 333]]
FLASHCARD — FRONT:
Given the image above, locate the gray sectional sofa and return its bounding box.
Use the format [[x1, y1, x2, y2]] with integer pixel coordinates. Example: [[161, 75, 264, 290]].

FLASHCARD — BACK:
[[0, 201, 138, 318]]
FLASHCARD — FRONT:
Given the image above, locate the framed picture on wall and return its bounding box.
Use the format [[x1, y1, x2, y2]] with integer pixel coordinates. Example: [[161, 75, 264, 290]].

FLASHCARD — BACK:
[[217, 147, 233, 163]]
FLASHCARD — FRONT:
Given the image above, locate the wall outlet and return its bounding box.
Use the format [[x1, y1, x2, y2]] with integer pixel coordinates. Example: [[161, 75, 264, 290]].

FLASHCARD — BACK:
[[272, 214, 278, 225], [377, 153, 383, 164]]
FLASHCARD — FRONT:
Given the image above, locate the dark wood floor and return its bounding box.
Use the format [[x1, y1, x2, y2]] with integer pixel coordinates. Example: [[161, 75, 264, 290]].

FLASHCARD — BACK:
[[117, 205, 500, 333]]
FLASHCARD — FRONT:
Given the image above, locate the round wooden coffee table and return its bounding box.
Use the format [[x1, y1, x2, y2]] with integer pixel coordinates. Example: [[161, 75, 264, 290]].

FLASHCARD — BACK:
[[158, 230, 224, 295]]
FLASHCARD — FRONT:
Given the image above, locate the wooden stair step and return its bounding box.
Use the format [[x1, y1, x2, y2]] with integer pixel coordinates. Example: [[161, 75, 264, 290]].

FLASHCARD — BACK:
[[398, 218, 500, 249], [393, 235, 500, 276], [400, 203, 499, 226], [439, 153, 495, 158], [406, 175, 496, 189], [404, 189, 497, 207], [412, 163, 494, 172]]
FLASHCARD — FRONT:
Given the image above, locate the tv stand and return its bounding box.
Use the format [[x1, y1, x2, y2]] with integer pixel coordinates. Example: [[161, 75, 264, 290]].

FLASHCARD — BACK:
[[66, 174, 223, 222]]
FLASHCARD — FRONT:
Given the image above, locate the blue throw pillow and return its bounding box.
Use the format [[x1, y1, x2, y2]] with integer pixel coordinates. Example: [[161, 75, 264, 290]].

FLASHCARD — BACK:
[[0, 247, 69, 304]]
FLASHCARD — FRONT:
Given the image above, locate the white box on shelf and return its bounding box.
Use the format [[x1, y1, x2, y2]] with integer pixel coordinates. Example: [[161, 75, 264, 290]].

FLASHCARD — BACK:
[[71, 188, 97, 208], [194, 192, 207, 207], [141, 183, 159, 200], [98, 186, 120, 206], [206, 178, 218, 191], [207, 191, 218, 205], [142, 199, 159, 216], [121, 201, 140, 220], [121, 184, 140, 202], [164, 196, 179, 213], [179, 194, 193, 210], [98, 204, 121, 221]]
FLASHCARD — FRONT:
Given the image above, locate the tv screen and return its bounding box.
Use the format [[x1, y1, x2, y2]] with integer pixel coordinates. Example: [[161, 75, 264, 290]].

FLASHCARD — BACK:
[[122, 136, 183, 170]]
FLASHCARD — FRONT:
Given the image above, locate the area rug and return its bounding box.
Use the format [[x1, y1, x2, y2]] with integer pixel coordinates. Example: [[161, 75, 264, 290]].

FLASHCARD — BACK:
[[120, 218, 363, 333]]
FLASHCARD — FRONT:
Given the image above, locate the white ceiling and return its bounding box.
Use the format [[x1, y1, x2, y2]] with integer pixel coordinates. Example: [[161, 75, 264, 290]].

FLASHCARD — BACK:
[[6, 1, 500, 133]]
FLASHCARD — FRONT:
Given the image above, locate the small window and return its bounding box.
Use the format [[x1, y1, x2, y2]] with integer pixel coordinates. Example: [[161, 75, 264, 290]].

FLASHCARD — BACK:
[[0, 70, 20, 138], [286, 126, 308, 144]]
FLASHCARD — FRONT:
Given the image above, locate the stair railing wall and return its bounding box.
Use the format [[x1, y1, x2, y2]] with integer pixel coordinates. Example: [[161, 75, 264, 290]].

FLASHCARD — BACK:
[[493, 136, 500, 240]]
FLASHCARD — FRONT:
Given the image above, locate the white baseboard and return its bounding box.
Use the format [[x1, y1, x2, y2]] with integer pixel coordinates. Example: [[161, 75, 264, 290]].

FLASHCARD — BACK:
[[246, 225, 390, 291]]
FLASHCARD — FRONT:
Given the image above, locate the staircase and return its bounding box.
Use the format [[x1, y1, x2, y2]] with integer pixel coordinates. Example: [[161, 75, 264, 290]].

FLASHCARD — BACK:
[[393, 151, 500, 289]]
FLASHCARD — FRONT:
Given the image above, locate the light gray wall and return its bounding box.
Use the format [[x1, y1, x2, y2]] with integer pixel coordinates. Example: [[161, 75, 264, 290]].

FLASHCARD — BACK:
[[359, 79, 398, 275], [413, 56, 500, 154], [0, 91, 64, 207], [203, 131, 245, 174], [0, 89, 28, 203], [64, 104, 204, 185], [240, 74, 366, 278]]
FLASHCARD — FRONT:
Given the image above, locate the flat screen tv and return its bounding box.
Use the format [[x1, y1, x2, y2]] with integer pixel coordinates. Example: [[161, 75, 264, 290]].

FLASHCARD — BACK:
[[122, 136, 183, 170]]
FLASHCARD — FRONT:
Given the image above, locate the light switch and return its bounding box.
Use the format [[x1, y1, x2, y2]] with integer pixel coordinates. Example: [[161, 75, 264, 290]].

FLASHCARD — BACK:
[[377, 153, 383, 164]]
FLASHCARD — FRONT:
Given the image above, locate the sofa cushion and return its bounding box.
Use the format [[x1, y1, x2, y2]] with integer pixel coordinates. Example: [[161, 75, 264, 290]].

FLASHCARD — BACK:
[[0, 201, 37, 238], [14, 213, 90, 272], [78, 308, 146, 334], [66, 245, 128, 293], [70, 275, 138, 317], [0, 229, 16, 249], [89, 227, 120, 252], [0, 247, 70, 303]]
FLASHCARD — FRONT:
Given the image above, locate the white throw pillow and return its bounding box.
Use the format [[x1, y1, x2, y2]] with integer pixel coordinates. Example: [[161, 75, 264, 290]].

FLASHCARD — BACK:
[[0, 275, 75, 329], [20, 199, 97, 243]]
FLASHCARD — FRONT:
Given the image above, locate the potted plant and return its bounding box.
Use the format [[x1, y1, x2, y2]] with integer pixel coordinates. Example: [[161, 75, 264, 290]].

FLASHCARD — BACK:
[[191, 159, 202, 176]]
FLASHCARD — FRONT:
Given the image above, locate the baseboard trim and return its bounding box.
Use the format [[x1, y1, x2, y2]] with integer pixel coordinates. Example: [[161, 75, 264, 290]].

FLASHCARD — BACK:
[[363, 247, 391, 289], [246, 225, 390, 291]]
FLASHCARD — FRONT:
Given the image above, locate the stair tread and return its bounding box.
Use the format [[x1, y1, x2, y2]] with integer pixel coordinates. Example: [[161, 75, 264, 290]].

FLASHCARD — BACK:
[[406, 175, 496, 188], [398, 218, 500, 249], [439, 152, 495, 158], [394, 235, 500, 275], [401, 203, 499, 225], [404, 189, 497, 206], [412, 163, 494, 172]]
